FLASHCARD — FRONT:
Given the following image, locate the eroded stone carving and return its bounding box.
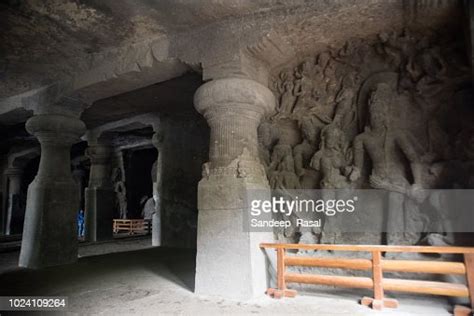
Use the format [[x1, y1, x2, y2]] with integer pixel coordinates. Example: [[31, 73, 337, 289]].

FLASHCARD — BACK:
[[311, 124, 354, 189], [261, 28, 472, 246], [112, 167, 128, 219], [352, 83, 424, 245]]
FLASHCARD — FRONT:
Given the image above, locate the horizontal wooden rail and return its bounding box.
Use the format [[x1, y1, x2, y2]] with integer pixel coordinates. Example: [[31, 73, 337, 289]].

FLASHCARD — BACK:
[[261, 243, 474, 315], [285, 256, 372, 270], [383, 278, 469, 297], [286, 273, 374, 289], [284, 257, 466, 275], [260, 243, 474, 254], [382, 260, 466, 275]]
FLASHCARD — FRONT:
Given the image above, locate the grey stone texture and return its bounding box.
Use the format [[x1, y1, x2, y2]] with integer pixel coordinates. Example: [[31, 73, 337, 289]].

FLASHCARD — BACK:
[[263, 27, 473, 247], [85, 142, 115, 242], [19, 114, 86, 268], [0, 0, 472, 302], [193, 77, 276, 299]]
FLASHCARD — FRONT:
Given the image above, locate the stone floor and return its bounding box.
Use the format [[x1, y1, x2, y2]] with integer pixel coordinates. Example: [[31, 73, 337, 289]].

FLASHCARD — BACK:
[[0, 243, 456, 315]]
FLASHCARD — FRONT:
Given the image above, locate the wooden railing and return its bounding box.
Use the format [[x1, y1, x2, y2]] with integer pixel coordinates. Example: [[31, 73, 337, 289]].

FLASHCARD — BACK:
[[260, 243, 474, 315], [113, 219, 151, 235]]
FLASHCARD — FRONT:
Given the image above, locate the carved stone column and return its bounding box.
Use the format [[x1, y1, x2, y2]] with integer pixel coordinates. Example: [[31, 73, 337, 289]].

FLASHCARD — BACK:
[[469, 0, 474, 82], [4, 167, 23, 235], [72, 167, 86, 207], [151, 131, 163, 246], [193, 77, 275, 300], [84, 141, 115, 242], [19, 114, 86, 268]]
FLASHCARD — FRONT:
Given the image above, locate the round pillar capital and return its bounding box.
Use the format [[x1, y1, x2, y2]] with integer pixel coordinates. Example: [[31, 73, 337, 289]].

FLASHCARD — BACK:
[[194, 78, 276, 120], [26, 114, 86, 145]]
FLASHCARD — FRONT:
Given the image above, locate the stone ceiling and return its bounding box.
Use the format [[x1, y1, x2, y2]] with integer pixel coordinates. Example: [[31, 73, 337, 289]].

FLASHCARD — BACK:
[[0, 0, 466, 129], [81, 72, 202, 129]]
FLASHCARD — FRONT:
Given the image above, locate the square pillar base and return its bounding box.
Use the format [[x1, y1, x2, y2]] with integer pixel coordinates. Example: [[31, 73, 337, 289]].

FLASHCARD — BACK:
[[19, 179, 79, 269], [195, 176, 272, 300]]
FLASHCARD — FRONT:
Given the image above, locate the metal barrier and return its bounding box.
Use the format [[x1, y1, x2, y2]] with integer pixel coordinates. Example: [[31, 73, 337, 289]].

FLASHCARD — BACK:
[[260, 243, 474, 315]]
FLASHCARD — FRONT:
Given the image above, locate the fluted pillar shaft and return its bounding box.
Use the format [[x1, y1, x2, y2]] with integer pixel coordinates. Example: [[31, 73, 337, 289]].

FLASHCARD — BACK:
[[193, 77, 275, 300], [85, 142, 114, 242], [19, 114, 85, 268]]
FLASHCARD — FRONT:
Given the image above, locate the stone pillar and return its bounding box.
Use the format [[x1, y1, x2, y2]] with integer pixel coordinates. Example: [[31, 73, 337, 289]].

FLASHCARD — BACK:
[[19, 114, 85, 269], [151, 131, 163, 246], [193, 77, 275, 300], [84, 142, 115, 242], [4, 168, 23, 235], [469, 0, 474, 82], [72, 168, 86, 208], [0, 168, 5, 236]]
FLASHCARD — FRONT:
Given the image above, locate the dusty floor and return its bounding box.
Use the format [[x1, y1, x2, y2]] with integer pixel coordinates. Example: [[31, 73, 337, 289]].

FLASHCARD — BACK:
[[0, 241, 458, 315]]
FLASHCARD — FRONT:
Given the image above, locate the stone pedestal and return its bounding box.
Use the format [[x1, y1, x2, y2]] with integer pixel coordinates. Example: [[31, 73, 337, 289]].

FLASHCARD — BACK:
[[85, 143, 114, 242], [4, 168, 23, 235], [194, 77, 275, 300], [19, 114, 85, 269]]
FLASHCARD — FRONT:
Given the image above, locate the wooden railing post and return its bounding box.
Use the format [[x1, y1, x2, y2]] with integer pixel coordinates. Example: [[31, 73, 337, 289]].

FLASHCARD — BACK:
[[261, 242, 474, 312], [266, 246, 297, 298], [277, 248, 286, 293], [361, 251, 399, 310], [372, 250, 384, 310], [464, 254, 474, 310], [454, 253, 474, 316]]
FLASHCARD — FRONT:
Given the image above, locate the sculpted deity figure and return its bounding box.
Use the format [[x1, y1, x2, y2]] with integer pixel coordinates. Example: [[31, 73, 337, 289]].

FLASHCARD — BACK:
[[333, 87, 355, 130], [113, 167, 128, 219], [308, 124, 357, 245], [275, 70, 297, 116], [316, 52, 331, 74], [268, 134, 300, 190], [310, 124, 354, 189], [279, 80, 296, 115], [293, 119, 320, 188], [293, 60, 315, 113], [352, 83, 425, 245]]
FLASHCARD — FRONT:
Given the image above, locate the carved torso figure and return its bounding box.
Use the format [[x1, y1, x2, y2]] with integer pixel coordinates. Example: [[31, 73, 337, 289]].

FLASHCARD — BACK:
[[353, 84, 422, 190], [355, 128, 420, 188], [352, 83, 424, 246], [311, 124, 353, 189], [293, 61, 315, 114], [333, 88, 355, 130], [268, 136, 300, 190], [113, 167, 128, 219], [279, 81, 296, 115]]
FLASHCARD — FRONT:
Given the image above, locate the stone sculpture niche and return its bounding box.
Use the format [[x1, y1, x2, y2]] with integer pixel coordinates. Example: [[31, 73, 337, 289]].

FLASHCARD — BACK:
[[261, 28, 472, 247], [112, 166, 128, 219]]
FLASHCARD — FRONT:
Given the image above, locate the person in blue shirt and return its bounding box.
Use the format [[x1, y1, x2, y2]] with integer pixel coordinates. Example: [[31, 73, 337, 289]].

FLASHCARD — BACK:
[[77, 209, 85, 238]]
